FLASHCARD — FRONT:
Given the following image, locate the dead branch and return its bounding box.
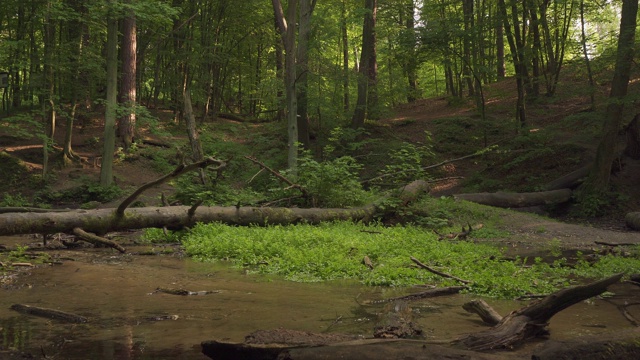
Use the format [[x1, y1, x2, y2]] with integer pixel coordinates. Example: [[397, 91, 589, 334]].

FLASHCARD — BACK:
[[72, 228, 126, 253], [457, 273, 624, 351], [595, 241, 638, 247], [369, 286, 467, 304], [244, 156, 309, 198], [362, 148, 492, 184], [410, 256, 472, 284], [463, 299, 503, 326], [116, 157, 226, 216]]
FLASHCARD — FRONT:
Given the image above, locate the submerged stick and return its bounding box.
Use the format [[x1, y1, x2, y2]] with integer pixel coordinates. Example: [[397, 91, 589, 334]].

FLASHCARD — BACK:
[[11, 304, 88, 323], [410, 256, 471, 284]]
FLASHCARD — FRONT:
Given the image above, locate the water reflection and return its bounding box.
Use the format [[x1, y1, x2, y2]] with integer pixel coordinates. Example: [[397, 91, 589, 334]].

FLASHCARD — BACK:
[[1, 240, 638, 359]]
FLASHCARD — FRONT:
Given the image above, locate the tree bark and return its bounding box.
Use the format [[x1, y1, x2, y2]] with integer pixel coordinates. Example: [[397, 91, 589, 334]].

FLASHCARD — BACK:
[[624, 114, 640, 159], [100, 1, 119, 187], [454, 189, 572, 208], [626, 212, 640, 231], [579, 0, 638, 198], [118, 4, 137, 151], [456, 273, 623, 351], [272, 0, 298, 172], [352, 0, 378, 128], [0, 205, 378, 237]]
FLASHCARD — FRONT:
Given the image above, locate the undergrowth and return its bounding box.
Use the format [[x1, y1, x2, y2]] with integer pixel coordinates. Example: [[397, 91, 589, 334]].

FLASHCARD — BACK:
[[182, 221, 640, 299]]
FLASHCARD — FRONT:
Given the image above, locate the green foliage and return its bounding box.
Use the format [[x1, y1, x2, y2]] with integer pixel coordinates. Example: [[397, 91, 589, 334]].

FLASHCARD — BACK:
[[0, 193, 30, 207], [37, 180, 122, 205], [279, 150, 372, 208], [140, 228, 185, 244], [173, 179, 262, 207], [183, 221, 640, 298], [376, 141, 434, 186], [1, 245, 50, 269], [0, 112, 44, 140]]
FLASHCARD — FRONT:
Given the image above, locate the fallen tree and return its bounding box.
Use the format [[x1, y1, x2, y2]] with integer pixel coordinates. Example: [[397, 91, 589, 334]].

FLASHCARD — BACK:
[[456, 273, 623, 351], [453, 189, 572, 208], [626, 212, 640, 230], [0, 205, 378, 237]]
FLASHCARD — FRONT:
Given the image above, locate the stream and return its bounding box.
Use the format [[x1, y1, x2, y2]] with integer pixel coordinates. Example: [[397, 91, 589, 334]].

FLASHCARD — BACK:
[[1, 235, 638, 359]]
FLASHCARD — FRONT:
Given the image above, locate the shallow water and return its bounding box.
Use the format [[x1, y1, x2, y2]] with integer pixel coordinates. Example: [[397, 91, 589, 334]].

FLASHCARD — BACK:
[[1, 236, 638, 359]]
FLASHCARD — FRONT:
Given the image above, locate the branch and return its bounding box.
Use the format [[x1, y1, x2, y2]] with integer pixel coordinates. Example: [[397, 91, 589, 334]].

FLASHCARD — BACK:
[[271, 0, 287, 35], [244, 156, 309, 198], [72, 227, 126, 253], [116, 157, 226, 216], [410, 256, 472, 285], [362, 148, 493, 184]]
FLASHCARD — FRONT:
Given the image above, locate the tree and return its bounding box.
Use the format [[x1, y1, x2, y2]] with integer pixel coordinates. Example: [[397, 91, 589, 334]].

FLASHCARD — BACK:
[[296, 0, 317, 150], [272, 0, 298, 172], [578, 0, 638, 208], [100, 1, 119, 187], [352, 0, 378, 128], [118, 1, 137, 151]]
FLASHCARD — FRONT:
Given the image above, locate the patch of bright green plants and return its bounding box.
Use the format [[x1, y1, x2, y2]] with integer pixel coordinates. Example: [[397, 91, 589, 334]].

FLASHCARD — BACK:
[[1, 245, 51, 270], [182, 221, 640, 299], [140, 228, 187, 243]]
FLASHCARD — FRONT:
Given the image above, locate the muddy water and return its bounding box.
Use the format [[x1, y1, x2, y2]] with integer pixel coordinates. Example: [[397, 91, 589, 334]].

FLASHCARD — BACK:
[[1, 236, 638, 359]]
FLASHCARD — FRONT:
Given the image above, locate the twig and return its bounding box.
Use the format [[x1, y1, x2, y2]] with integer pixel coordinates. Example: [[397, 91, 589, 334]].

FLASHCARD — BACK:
[[72, 228, 126, 253], [116, 157, 226, 216], [362, 148, 493, 184], [603, 299, 640, 327], [410, 256, 471, 285], [367, 286, 467, 304], [244, 156, 309, 198]]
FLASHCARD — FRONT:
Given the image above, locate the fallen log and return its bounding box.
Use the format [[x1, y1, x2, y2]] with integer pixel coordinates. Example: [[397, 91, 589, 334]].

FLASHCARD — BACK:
[[456, 273, 623, 351], [10, 304, 88, 323], [531, 328, 640, 360], [626, 212, 640, 230], [463, 299, 503, 326], [454, 189, 572, 208], [0, 205, 378, 236], [201, 338, 518, 360], [544, 165, 591, 191]]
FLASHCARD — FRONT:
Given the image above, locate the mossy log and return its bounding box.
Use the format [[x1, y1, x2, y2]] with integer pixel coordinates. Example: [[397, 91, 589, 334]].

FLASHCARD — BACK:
[[454, 189, 572, 208], [626, 212, 640, 230], [0, 205, 378, 236]]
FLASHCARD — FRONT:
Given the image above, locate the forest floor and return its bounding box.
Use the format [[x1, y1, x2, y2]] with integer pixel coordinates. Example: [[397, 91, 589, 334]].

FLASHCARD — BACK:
[[1, 74, 640, 250]]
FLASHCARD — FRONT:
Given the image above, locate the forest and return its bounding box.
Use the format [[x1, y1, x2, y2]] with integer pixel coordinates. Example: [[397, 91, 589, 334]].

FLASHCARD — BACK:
[[1, 0, 640, 359]]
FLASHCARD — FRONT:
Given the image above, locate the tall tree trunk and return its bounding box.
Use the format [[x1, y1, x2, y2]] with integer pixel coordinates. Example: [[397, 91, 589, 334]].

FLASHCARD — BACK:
[[42, 1, 56, 176], [119, 4, 137, 151], [579, 0, 595, 111], [579, 0, 638, 199], [496, 16, 505, 80], [100, 5, 119, 187], [498, 0, 526, 127], [272, 0, 298, 172], [341, 0, 349, 111], [462, 0, 474, 97], [404, 0, 418, 103], [352, 0, 378, 128], [296, 0, 317, 150]]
